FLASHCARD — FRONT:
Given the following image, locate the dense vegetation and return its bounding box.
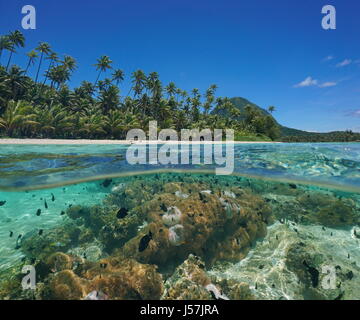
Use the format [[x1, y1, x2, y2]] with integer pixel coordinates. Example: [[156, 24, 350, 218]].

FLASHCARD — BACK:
[[0, 30, 280, 141], [280, 130, 360, 142]]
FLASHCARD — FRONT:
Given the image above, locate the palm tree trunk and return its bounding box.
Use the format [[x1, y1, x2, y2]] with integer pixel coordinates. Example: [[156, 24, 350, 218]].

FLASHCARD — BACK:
[[6, 50, 14, 71], [94, 70, 102, 87], [42, 60, 53, 86], [35, 52, 44, 83], [25, 59, 31, 75]]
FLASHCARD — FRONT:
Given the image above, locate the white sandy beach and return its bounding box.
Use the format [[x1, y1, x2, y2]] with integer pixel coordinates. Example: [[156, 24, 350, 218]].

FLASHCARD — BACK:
[[0, 138, 282, 145]]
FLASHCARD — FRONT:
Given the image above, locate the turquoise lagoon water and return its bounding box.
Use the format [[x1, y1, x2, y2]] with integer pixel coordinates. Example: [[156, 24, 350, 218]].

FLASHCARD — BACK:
[[0, 143, 359, 300]]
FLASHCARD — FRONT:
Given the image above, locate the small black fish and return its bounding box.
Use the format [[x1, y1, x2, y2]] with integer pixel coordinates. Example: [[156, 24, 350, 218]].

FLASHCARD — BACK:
[[51, 193, 55, 202], [101, 179, 112, 188], [160, 203, 167, 212], [9, 231, 13, 238], [289, 183, 297, 189], [138, 231, 153, 252], [15, 234, 22, 249], [0, 201, 6, 206], [116, 208, 128, 219], [38, 229, 43, 236], [36, 209, 41, 216], [44, 200, 48, 209]]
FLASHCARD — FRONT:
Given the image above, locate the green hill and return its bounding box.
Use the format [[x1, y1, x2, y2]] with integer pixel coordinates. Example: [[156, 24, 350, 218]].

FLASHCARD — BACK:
[[212, 97, 360, 142]]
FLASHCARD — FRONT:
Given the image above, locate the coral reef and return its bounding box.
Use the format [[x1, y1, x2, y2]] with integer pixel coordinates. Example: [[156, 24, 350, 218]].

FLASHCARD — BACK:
[[40, 255, 164, 300], [1, 172, 359, 300]]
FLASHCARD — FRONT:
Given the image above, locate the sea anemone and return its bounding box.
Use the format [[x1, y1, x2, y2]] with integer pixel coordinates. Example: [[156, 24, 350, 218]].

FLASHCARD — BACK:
[[168, 224, 185, 246], [162, 206, 182, 226]]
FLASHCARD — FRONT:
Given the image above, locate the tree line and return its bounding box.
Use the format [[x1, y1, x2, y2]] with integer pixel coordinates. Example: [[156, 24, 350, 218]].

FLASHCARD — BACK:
[[0, 30, 279, 140]]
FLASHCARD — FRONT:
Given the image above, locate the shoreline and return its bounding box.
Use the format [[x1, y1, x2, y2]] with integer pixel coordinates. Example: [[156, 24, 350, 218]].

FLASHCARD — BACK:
[[0, 138, 282, 145]]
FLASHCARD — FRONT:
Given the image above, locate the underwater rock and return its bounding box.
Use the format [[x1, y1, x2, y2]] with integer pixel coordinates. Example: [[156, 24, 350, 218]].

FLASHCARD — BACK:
[[65, 204, 143, 252], [162, 254, 213, 300], [39, 255, 163, 300], [119, 182, 272, 268]]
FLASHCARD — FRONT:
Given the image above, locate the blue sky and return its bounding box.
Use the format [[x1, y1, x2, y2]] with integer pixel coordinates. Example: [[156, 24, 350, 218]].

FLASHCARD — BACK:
[[1, 0, 359, 132]]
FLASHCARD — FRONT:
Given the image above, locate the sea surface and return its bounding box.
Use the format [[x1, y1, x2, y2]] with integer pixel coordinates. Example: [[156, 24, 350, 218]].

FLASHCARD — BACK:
[[0, 143, 359, 300]]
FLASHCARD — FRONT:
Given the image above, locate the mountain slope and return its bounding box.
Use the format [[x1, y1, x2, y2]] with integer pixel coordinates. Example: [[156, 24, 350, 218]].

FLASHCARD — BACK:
[[213, 97, 314, 137]]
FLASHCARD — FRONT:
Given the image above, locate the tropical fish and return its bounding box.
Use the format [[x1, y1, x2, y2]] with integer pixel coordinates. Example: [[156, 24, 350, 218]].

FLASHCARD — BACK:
[[0, 201, 6, 206], [116, 208, 128, 219], [36, 209, 41, 216], [139, 231, 153, 252], [60, 210, 65, 215], [51, 193, 55, 202], [44, 200, 48, 209], [38, 229, 43, 236], [101, 179, 112, 188], [9, 231, 13, 238]]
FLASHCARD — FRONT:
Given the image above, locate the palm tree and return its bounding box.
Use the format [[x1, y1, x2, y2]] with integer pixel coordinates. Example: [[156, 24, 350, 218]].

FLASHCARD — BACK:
[[25, 50, 38, 74], [33, 104, 74, 138], [131, 70, 146, 97], [165, 82, 176, 98], [268, 106, 276, 114], [103, 109, 124, 138], [42, 52, 58, 85], [1, 65, 28, 100], [62, 55, 77, 72], [94, 55, 112, 86], [35, 42, 51, 83], [112, 69, 124, 86], [0, 100, 36, 137], [0, 35, 12, 64], [6, 30, 25, 71], [98, 85, 120, 113], [46, 64, 71, 89]]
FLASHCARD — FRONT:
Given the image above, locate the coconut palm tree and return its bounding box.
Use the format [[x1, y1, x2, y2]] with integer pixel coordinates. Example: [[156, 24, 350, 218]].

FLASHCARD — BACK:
[[62, 55, 77, 72], [0, 100, 36, 137], [94, 55, 112, 86], [112, 69, 124, 86], [103, 109, 124, 138], [35, 42, 51, 83], [46, 64, 71, 89], [0, 35, 12, 65], [42, 52, 58, 85], [131, 70, 146, 98], [1, 65, 28, 100], [165, 82, 177, 99], [25, 50, 38, 74], [6, 30, 25, 71], [98, 85, 120, 113], [33, 104, 74, 138]]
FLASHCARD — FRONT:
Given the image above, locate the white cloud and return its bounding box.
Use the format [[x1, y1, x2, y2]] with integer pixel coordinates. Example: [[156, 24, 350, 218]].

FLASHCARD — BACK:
[[318, 81, 337, 88], [323, 55, 334, 61], [294, 76, 318, 88], [294, 77, 338, 89], [336, 59, 352, 67]]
